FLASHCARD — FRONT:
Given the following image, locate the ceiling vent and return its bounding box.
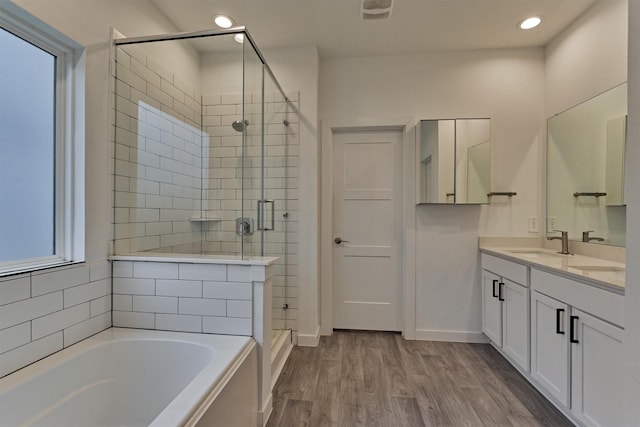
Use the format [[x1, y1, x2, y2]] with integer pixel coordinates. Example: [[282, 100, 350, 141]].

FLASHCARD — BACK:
[[361, 0, 393, 20]]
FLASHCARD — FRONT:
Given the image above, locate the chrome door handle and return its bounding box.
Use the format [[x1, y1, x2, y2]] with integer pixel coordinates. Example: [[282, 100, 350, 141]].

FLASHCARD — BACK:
[[334, 237, 349, 244]]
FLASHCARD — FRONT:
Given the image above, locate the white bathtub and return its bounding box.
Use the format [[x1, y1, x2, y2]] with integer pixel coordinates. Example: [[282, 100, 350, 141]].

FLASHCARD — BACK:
[[0, 328, 258, 427]]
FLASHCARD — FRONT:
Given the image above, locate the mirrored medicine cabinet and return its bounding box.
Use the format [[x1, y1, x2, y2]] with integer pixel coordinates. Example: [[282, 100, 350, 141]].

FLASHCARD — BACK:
[[416, 118, 491, 204], [547, 83, 627, 247]]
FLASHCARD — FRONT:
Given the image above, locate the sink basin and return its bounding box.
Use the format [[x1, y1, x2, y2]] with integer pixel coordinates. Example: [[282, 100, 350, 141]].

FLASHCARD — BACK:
[[568, 265, 625, 283], [506, 249, 567, 259], [569, 265, 625, 272]]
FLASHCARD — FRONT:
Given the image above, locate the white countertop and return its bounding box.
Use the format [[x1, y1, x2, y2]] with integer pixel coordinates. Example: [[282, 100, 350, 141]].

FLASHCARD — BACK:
[[480, 246, 625, 293]]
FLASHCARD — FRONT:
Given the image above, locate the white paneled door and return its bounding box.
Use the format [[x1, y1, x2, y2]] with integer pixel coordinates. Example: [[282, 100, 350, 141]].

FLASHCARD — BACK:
[[332, 128, 402, 331]]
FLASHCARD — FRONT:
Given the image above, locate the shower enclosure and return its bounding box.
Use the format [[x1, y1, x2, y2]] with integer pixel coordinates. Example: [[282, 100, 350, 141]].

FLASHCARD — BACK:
[[111, 28, 297, 351]]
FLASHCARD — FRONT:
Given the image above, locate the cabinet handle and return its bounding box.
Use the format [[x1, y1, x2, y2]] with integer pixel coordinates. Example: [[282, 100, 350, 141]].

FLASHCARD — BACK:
[[498, 282, 505, 301], [492, 280, 498, 298], [570, 315, 580, 343], [556, 308, 565, 334]]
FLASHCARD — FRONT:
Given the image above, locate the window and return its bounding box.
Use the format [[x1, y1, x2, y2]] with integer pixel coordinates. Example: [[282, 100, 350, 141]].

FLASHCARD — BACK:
[[0, 4, 84, 274]]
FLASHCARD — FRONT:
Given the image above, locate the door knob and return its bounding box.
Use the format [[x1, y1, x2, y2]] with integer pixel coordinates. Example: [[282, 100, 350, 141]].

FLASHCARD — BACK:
[[334, 237, 349, 244]]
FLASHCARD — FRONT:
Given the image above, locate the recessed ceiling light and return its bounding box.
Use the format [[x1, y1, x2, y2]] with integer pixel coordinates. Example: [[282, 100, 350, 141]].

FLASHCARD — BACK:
[[214, 15, 234, 29], [519, 16, 542, 30], [234, 33, 245, 44]]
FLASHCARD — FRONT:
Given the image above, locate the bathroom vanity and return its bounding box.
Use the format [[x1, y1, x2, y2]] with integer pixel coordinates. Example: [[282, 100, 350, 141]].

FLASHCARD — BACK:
[[479, 245, 624, 427]]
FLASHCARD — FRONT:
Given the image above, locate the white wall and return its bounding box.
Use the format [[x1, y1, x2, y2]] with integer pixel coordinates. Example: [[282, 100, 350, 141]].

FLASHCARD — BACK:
[[624, 1, 640, 425], [320, 48, 545, 338], [545, 0, 628, 116]]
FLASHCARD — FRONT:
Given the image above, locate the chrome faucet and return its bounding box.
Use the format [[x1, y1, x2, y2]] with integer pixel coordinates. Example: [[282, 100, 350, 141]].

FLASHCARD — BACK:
[[582, 231, 605, 243], [548, 230, 571, 255]]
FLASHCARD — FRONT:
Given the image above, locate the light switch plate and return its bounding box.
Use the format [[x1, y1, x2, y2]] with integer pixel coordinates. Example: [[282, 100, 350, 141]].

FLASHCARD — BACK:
[[528, 217, 539, 233]]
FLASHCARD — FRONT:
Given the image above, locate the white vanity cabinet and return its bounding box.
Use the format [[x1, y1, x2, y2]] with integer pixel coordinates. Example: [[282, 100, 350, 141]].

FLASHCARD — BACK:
[[481, 254, 529, 372], [530, 290, 571, 406], [530, 268, 624, 427]]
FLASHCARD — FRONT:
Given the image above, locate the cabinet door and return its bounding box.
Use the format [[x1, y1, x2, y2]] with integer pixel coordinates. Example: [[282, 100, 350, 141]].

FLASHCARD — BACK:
[[570, 309, 623, 427], [503, 279, 529, 372], [481, 270, 502, 346], [530, 291, 570, 406]]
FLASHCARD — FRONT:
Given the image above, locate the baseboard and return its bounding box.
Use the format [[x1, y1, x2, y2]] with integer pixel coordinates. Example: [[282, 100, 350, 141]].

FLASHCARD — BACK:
[[271, 331, 293, 390], [415, 329, 489, 343], [258, 392, 273, 427], [296, 325, 321, 347]]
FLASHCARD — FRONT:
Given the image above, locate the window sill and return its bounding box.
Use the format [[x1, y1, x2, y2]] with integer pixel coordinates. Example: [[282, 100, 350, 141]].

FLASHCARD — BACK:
[[0, 259, 84, 279]]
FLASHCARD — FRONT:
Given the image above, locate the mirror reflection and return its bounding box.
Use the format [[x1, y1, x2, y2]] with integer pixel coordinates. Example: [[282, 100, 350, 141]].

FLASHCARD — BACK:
[[547, 83, 627, 246], [417, 118, 491, 204]]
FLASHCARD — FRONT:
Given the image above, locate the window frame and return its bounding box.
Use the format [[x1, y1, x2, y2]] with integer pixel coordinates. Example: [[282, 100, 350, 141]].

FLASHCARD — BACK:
[[0, 3, 85, 276]]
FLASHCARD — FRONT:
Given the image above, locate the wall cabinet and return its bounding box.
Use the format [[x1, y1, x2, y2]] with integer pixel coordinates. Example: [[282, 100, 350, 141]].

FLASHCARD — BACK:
[[481, 255, 529, 372], [417, 118, 491, 204]]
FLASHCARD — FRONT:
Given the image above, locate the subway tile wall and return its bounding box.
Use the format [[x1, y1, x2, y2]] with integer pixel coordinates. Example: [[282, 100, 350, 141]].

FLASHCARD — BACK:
[[112, 260, 256, 335], [113, 44, 204, 255], [0, 262, 112, 377], [112, 43, 300, 333], [201, 92, 300, 331]]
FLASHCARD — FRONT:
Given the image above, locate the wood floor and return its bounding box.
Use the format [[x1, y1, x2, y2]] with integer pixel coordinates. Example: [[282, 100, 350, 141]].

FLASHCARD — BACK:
[[267, 330, 572, 427]]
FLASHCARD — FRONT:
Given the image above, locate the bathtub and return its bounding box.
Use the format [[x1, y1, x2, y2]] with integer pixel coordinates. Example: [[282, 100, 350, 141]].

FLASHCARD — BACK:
[[0, 328, 258, 427]]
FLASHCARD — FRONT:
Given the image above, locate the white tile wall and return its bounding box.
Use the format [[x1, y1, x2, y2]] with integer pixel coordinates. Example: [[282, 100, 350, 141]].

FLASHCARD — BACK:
[[201, 91, 300, 331], [203, 316, 252, 335], [112, 260, 258, 336], [0, 262, 112, 377], [203, 281, 251, 300], [113, 45, 204, 255]]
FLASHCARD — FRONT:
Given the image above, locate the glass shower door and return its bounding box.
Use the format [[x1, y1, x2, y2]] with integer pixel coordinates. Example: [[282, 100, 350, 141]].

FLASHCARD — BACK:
[[241, 37, 264, 259]]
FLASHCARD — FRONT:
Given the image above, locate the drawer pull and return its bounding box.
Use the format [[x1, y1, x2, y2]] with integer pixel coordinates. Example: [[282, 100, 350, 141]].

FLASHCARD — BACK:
[[556, 308, 565, 334], [570, 315, 580, 343]]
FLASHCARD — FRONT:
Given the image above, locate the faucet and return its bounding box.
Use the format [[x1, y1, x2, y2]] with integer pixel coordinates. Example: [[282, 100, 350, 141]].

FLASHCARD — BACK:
[[582, 231, 605, 243], [548, 230, 571, 255]]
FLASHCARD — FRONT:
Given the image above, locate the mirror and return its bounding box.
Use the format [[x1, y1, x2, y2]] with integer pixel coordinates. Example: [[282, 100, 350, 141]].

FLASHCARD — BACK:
[[417, 118, 491, 204], [547, 83, 627, 246]]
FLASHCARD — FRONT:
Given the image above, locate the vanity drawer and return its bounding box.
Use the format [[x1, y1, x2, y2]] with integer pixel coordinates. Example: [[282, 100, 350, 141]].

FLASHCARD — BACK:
[[481, 254, 528, 286], [531, 268, 624, 327]]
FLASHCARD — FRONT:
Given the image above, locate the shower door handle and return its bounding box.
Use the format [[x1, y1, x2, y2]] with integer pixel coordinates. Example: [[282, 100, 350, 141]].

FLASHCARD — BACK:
[[257, 199, 275, 231]]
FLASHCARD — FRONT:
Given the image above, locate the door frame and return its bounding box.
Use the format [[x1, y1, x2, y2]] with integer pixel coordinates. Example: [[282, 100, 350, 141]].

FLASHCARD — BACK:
[[320, 118, 417, 338]]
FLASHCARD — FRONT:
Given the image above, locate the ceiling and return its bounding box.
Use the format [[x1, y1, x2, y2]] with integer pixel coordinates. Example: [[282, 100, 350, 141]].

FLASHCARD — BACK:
[[150, 0, 598, 58]]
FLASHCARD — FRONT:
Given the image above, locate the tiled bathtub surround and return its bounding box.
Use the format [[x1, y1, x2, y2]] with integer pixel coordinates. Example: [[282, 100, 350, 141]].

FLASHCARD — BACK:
[[0, 262, 112, 377], [111, 256, 274, 417], [112, 259, 274, 336]]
